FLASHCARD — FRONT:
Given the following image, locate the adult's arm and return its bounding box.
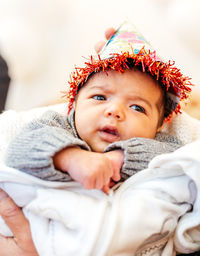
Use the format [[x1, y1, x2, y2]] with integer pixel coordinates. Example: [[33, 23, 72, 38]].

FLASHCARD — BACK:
[[0, 189, 38, 256]]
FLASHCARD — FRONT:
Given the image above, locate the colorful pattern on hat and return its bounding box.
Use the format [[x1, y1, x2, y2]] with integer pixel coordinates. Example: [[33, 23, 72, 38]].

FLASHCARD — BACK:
[[66, 21, 193, 121], [99, 22, 156, 59]]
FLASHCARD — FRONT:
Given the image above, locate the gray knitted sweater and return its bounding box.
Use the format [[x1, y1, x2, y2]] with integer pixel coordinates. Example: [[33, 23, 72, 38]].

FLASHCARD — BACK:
[[5, 110, 182, 182]]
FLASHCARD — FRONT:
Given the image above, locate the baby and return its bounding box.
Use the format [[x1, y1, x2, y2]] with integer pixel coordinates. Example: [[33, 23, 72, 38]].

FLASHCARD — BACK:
[[5, 22, 192, 193]]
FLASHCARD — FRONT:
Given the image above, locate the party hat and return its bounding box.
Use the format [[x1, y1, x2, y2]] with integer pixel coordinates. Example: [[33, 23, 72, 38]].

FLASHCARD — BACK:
[[67, 21, 192, 120]]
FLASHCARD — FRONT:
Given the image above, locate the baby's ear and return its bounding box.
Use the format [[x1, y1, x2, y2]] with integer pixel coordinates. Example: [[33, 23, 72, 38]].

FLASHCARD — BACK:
[[157, 120, 164, 132], [156, 123, 164, 132]]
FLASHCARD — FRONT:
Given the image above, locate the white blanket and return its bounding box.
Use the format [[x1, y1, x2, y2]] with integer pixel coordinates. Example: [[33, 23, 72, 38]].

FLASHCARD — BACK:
[[0, 104, 200, 255]]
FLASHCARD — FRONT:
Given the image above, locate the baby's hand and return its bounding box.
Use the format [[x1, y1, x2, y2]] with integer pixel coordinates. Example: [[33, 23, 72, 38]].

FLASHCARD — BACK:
[[66, 148, 115, 190], [102, 150, 124, 194], [53, 147, 123, 192]]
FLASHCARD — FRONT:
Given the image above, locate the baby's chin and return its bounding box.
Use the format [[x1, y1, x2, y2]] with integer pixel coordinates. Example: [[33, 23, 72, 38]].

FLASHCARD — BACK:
[[90, 142, 110, 153], [90, 147, 106, 153]]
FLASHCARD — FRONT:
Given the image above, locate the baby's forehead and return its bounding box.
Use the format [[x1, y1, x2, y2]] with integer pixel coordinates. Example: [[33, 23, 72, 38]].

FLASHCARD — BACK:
[[84, 68, 161, 90], [78, 69, 164, 106]]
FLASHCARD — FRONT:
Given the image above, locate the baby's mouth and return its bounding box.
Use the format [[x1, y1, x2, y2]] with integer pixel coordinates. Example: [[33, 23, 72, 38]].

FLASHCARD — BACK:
[[98, 126, 120, 143]]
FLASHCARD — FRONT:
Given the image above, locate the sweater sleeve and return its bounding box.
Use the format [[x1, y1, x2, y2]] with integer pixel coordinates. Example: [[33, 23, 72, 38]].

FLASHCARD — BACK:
[[104, 132, 183, 181], [4, 110, 90, 181]]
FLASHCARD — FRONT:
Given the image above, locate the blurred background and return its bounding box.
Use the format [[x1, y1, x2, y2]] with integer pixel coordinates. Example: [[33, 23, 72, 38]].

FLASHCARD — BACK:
[[0, 0, 200, 118]]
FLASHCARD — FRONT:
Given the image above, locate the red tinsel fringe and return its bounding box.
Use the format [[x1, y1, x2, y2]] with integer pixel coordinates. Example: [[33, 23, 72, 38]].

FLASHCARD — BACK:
[[65, 48, 193, 122]]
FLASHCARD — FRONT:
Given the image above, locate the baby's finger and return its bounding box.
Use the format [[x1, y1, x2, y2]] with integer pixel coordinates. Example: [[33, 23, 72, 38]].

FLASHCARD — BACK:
[[102, 185, 110, 195], [102, 170, 111, 188], [112, 168, 121, 182]]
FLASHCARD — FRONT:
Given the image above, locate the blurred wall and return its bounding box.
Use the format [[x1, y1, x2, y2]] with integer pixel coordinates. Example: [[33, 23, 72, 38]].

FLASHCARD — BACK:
[[0, 0, 199, 111]]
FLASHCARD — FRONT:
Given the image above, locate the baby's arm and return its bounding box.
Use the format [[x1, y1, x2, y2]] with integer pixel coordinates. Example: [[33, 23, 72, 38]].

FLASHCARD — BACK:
[[53, 147, 123, 191], [104, 132, 183, 181]]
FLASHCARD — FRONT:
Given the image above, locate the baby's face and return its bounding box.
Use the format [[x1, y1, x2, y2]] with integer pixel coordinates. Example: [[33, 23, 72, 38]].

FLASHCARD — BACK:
[[74, 69, 164, 152]]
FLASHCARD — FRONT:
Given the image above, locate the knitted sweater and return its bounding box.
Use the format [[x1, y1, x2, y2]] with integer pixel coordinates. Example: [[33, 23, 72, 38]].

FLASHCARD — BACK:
[[5, 110, 182, 182]]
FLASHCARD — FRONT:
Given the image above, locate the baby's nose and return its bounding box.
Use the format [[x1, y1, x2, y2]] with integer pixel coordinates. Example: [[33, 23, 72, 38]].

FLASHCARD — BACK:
[[105, 103, 125, 120]]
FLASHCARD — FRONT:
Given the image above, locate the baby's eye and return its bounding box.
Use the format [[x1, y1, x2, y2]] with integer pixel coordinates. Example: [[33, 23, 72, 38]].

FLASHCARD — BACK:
[[130, 104, 146, 113], [92, 95, 106, 101]]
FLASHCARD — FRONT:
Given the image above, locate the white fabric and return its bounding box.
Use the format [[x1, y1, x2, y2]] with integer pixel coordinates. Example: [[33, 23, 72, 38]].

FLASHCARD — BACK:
[[1, 105, 200, 255]]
